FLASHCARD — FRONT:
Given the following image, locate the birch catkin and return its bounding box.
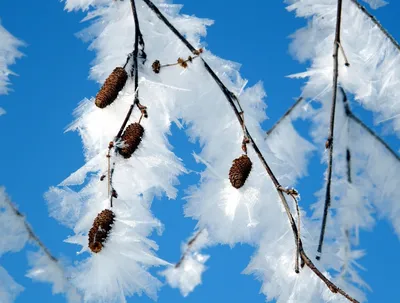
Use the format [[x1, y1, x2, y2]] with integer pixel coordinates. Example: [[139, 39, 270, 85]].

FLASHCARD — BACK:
[[88, 209, 115, 253], [229, 155, 252, 189], [95, 67, 128, 108], [119, 123, 144, 158]]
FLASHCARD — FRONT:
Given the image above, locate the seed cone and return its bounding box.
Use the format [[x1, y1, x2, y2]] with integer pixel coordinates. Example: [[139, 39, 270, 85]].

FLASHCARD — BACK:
[[88, 209, 115, 253], [229, 154, 252, 189], [95, 67, 128, 108], [118, 123, 144, 158]]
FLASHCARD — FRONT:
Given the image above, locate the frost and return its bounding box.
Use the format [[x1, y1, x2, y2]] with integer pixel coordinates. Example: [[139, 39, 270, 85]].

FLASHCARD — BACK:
[[0, 20, 24, 114], [287, 0, 400, 135], [362, 0, 388, 9], [0, 266, 24, 303], [162, 253, 209, 297], [26, 250, 81, 303], [45, 0, 399, 302], [0, 187, 29, 256], [161, 230, 209, 296]]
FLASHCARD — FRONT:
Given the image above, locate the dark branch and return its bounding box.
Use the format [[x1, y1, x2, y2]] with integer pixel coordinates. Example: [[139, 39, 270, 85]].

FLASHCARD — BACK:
[[340, 87, 399, 162], [175, 229, 204, 268], [266, 97, 303, 136], [109, 0, 147, 208], [141, 1, 359, 302], [3, 194, 58, 263], [346, 148, 352, 183], [348, 113, 400, 162], [317, 0, 344, 261]]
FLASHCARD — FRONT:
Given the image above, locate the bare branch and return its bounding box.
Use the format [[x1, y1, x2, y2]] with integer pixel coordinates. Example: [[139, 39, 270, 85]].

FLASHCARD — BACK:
[[317, 0, 344, 261]]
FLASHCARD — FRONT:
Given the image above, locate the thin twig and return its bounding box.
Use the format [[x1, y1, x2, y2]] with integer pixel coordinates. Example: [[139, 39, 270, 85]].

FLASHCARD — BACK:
[[346, 148, 352, 183], [266, 97, 303, 136], [349, 113, 400, 161], [175, 229, 204, 268], [160, 55, 200, 69], [290, 193, 301, 274], [340, 87, 399, 162], [317, 0, 344, 261], [108, 0, 148, 208], [337, 42, 350, 67], [4, 197, 58, 262], [350, 0, 400, 52], [141, 1, 359, 302], [340, 229, 351, 278]]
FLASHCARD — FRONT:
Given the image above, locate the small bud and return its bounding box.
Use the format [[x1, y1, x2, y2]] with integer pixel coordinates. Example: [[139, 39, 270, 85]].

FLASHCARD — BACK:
[[325, 138, 332, 149], [193, 48, 203, 55], [112, 189, 118, 198], [152, 60, 161, 74], [177, 58, 188, 68]]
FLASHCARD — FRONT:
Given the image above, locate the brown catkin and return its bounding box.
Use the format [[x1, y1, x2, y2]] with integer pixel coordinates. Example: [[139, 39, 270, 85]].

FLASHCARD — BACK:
[[229, 154, 252, 189], [118, 123, 144, 158], [88, 209, 115, 253], [95, 67, 128, 108]]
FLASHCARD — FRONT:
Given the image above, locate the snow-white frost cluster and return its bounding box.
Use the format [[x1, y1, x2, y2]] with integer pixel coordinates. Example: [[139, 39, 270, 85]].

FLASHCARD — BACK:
[[0, 187, 80, 302], [161, 229, 209, 297], [1, 23, 79, 301], [287, 0, 400, 135], [45, 0, 399, 302], [0, 188, 28, 303], [0, 20, 23, 114], [282, 0, 399, 300]]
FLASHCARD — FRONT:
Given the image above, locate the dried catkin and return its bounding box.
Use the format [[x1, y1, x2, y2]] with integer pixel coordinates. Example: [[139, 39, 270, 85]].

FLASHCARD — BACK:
[[95, 67, 128, 108], [88, 209, 115, 253], [229, 155, 252, 189], [118, 123, 144, 158]]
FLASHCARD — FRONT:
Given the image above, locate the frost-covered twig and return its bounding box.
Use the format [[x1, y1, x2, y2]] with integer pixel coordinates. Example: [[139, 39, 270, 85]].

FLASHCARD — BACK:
[[317, 0, 344, 261], [162, 229, 209, 297], [2, 193, 79, 301], [175, 229, 204, 268], [265, 97, 303, 136], [340, 87, 399, 162], [3, 195, 58, 262], [109, 0, 148, 207], [139, 1, 359, 302], [289, 193, 301, 273], [152, 53, 201, 73], [143, 0, 298, 251], [350, 0, 400, 52], [348, 113, 399, 161]]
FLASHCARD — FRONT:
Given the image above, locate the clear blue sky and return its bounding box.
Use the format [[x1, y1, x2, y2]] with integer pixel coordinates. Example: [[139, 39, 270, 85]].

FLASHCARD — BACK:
[[0, 1, 399, 302]]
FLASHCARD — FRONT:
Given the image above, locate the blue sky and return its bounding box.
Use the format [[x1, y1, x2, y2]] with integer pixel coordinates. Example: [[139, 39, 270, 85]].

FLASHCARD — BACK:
[[0, 1, 399, 302]]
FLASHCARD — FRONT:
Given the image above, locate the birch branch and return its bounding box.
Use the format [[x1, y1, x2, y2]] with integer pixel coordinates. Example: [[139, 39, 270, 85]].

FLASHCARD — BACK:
[[316, 0, 344, 261], [139, 1, 359, 301]]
